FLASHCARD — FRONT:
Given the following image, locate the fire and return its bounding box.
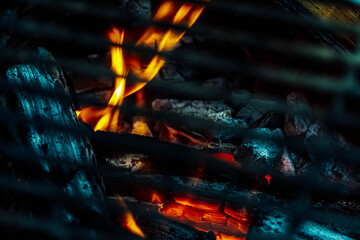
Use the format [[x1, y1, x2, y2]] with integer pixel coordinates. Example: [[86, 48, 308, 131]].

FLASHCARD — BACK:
[[212, 153, 236, 163], [123, 212, 145, 238], [151, 192, 162, 204], [158, 194, 250, 240], [77, 27, 127, 132], [265, 174, 272, 185], [116, 195, 145, 238], [77, 1, 207, 132]]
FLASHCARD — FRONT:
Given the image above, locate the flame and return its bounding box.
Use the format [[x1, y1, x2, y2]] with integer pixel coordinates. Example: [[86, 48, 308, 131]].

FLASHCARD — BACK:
[[77, 1, 206, 132], [216, 234, 246, 240], [77, 27, 127, 132], [126, 0, 206, 97], [116, 195, 145, 238], [123, 212, 145, 238], [173, 196, 220, 211], [151, 192, 162, 204]]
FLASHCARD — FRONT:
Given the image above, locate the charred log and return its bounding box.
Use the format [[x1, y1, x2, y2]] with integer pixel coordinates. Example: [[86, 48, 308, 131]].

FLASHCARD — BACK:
[[4, 47, 114, 233]]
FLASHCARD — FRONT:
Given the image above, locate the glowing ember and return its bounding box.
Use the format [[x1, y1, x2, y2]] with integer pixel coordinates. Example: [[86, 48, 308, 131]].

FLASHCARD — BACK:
[[77, 0, 207, 132], [212, 153, 236, 163], [196, 227, 246, 240], [151, 192, 162, 204], [158, 194, 250, 240], [265, 174, 272, 185]]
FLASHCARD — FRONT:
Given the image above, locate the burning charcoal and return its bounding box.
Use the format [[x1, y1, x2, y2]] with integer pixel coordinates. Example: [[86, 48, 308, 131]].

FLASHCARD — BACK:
[[159, 194, 249, 239], [163, 123, 210, 146], [234, 128, 284, 170], [236, 99, 277, 126], [124, 198, 217, 240], [137, 217, 217, 240], [152, 99, 244, 140], [131, 116, 153, 137], [284, 92, 312, 136], [106, 152, 150, 173], [152, 99, 235, 124]]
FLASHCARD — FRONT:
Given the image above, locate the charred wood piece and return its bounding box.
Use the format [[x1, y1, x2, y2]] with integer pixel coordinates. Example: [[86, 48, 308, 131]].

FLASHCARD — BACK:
[[6, 48, 106, 227], [247, 207, 355, 240], [234, 128, 284, 171], [152, 99, 244, 140], [284, 92, 312, 137]]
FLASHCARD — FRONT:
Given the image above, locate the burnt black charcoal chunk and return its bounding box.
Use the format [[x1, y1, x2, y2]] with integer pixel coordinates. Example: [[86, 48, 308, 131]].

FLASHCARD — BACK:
[[253, 111, 283, 129], [246, 208, 290, 240], [247, 207, 355, 240], [284, 92, 312, 136], [236, 99, 277, 126], [136, 216, 216, 240], [305, 122, 360, 188], [123, 0, 151, 19], [233, 128, 284, 170]]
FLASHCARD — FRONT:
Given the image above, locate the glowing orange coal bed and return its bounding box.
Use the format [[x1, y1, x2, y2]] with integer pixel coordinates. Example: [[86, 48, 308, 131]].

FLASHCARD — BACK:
[[153, 193, 250, 240]]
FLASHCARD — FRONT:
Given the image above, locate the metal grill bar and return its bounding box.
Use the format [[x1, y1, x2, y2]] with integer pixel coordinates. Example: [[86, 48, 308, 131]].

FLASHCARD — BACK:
[[8, 0, 360, 35]]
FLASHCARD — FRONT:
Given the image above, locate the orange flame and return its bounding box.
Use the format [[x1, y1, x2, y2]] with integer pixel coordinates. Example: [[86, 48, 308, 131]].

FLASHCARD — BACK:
[[77, 1, 207, 132], [116, 195, 145, 238], [125, 0, 205, 97], [77, 28, 127, 132], [123, 212, 145, 238], [151, 192, 162, 204]]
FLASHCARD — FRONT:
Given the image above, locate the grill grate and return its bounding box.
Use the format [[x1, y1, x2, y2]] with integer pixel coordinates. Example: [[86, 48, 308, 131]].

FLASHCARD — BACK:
[[1, 0, 360, 239]]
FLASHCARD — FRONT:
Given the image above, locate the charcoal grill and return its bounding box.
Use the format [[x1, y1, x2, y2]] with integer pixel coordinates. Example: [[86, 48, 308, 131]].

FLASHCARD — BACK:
[[1, 0, 360, 239]]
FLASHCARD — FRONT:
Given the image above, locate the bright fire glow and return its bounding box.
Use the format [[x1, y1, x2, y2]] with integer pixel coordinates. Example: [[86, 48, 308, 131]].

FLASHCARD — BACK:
[[116, 195, 145, 238], [77, 27, 127, 132], [151, 192, 162, 204], [158, 194, 250, 240], [123, 212, 145, 238], [212, 153, 236, 163], [77, 0, 207, 132], [265, 174, 272, 185]]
